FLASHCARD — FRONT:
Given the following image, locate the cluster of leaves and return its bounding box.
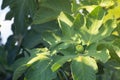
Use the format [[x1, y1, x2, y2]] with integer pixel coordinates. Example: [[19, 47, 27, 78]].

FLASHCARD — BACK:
[[1, 0, 120, 80]]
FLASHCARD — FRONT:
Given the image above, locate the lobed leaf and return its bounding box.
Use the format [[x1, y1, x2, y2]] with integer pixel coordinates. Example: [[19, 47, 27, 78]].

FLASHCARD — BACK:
[[71, 56, 98, 80]]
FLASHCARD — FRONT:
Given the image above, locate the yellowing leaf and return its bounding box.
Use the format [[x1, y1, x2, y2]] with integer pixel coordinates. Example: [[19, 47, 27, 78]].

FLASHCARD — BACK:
[[104, 0, 120, 22]]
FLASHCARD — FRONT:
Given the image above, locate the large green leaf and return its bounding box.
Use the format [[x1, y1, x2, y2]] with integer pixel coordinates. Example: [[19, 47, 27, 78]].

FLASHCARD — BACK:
[[22, 29, 43, 48], [11, 0, 37, 34], [12, 48, 50, 80], [89, 49, 110, 63], [33, 0, 71, 24], [4, 0, 37, 64], [13, 54, 50, 80], [95, 41, 120, 63], [11, 57, 30, 70], [25, 58, 56, 80], [80, 6, 105, 44], [71, 56, 98, 80]]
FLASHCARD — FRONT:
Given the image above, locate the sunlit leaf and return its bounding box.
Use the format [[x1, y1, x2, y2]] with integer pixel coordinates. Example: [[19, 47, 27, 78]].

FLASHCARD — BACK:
[[71, 56, 98, 80], [12, 48, 51, 80], [79, 6, 117, 45], [25, 58, 56, 80], [104, 0, 120, 22], [100, 0, 115, 8], [86, 43, 110, 63], [58, 12, 74, 38]]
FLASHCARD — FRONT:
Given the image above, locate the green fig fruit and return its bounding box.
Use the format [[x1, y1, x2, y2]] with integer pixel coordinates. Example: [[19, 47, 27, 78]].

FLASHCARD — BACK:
[[75, 45, 84, 53]]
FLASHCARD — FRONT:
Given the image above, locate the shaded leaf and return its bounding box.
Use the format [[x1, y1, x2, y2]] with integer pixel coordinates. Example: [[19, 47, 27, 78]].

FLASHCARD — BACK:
[[9, 0, 37, 34], [23, 20, 60, 48], [5, 10, 14, 20], [33, 7, 59, 24], [1, 0, 13, 9], [5, 35, 20, 64], [13, 64, 29, 80], [22, 29, 43, 48], [33, 0, 71, 24], [105, 59, 120, 70], [39, 0, 71, 13]]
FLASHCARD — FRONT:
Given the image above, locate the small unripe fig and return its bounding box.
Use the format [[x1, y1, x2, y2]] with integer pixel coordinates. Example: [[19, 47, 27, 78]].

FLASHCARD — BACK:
[[75, 45, 84, 53]]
